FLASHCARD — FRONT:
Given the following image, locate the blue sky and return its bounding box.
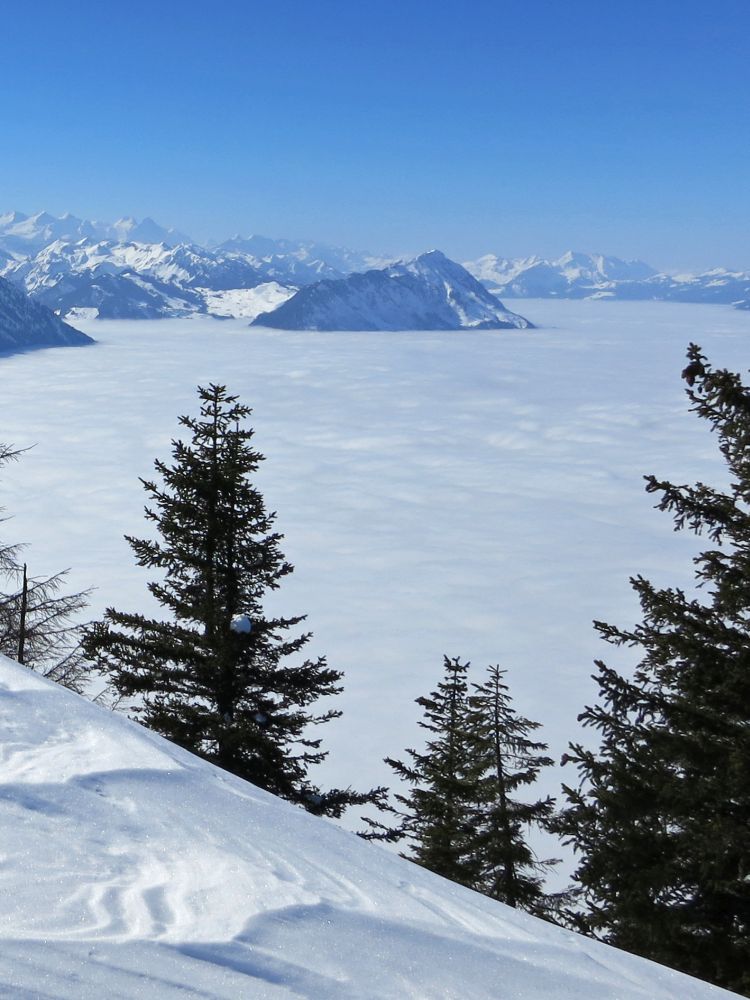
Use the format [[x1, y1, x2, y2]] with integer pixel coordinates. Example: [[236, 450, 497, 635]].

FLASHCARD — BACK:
[[2, 0, 748, 269]]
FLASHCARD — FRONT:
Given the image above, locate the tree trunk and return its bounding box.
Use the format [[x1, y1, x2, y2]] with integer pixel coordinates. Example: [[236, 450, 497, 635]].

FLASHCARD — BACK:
[[16, 563, 28, 665]]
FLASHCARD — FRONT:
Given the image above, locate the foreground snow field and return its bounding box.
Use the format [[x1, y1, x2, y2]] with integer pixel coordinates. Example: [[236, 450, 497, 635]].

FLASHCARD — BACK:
[[0, 300, 749, 848], [0, 653, 736, 998]]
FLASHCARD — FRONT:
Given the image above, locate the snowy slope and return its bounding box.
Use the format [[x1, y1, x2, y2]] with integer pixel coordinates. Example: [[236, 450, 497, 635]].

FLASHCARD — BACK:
[[253, 250, 532, 330], [200, 281, 296, 319], [0, 652, 733, 999], [0, 274, 92, 351]]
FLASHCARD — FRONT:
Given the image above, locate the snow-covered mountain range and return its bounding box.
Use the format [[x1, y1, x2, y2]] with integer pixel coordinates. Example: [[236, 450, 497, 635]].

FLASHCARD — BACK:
[[0, 213, 387, 322], [1, 212, 748, 326], [0, 274, 92, 352], [0, 213, 530, 329], [0, 210, 189, 255], [0, 651, 734, 999], [253, 250, 532, 330], [464, 250, 750, 308], [12, 240, 267, 320]]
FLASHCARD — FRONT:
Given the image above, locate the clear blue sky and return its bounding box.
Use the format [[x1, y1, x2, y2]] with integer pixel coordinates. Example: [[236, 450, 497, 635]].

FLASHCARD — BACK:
[[2, 0, 748, 270]]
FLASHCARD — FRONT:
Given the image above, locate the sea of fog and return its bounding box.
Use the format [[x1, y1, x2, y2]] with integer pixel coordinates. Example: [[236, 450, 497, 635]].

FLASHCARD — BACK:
[[1, 299, 748, 843]]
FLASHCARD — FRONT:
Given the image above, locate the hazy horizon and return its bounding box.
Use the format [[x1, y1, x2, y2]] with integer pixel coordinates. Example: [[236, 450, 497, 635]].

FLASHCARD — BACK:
[[1, 205, 746, 276]]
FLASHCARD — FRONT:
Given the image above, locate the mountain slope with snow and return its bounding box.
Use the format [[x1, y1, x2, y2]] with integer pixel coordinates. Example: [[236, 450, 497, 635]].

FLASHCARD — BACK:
[[0, 275, 92, 351], [10, 239, 263, 293], [0, 652, 734, 999], [254, 250, 533, 330], [5, 238, 277, 320], [8, 244, 203, 320]]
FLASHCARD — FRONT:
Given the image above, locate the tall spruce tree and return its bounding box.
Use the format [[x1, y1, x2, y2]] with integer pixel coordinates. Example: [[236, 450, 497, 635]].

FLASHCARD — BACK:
[[555, 344, 750, 995], [84, 384, 371, 817], [374, 658, 561, 915], [466, 665, 559, 916], [380, 655, 481, 887]]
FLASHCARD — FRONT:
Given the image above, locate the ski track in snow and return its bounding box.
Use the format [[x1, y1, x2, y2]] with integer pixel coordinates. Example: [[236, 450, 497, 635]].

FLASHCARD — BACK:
[[0, 297, 749, 888]]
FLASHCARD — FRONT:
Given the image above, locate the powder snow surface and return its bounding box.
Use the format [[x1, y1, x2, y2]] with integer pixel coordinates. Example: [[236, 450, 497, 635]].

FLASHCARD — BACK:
[[0, 654, 734, 998]]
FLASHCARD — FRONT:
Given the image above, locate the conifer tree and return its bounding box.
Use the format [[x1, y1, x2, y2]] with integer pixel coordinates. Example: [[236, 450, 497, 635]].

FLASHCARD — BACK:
[[380, 655, 481, 887], [0, 564, 91, 691], [0, 442, 22, 576], [555, 344, 750, 995], [466, 665, 559, 916], [374, 658, 561, 916], [84, 385, 371, 817]]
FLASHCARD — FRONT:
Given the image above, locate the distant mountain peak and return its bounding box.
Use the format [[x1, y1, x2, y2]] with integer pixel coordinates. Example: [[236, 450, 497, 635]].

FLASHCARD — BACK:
[[463, 249, 667, 296], [121, 216, 191, 247], [0, 210, 27, 226], [414, 248, 447, 262], [253, 250, 532, 331], [29, 210, 57, 224]]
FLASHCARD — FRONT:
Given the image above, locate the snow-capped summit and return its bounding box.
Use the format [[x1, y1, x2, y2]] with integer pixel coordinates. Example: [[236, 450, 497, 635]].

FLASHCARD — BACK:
[[253, 249, 533, 331], [0, 210, 28, 228], [220, 233, 305, 258], [0, 210, 102, 255], [554, 250, 657, 282], [112, 215, 191, 246], [0, 211, 190, 258], [0, 651, 733, 998]]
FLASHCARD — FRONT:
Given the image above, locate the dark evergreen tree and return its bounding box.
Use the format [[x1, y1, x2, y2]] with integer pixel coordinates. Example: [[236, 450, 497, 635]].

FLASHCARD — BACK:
[[466, 665, 560, 916], [555, 344, 750, 995], [372, 658, 562, 916], [379, 655, 481, 887], [84, 384, 373, 817]]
